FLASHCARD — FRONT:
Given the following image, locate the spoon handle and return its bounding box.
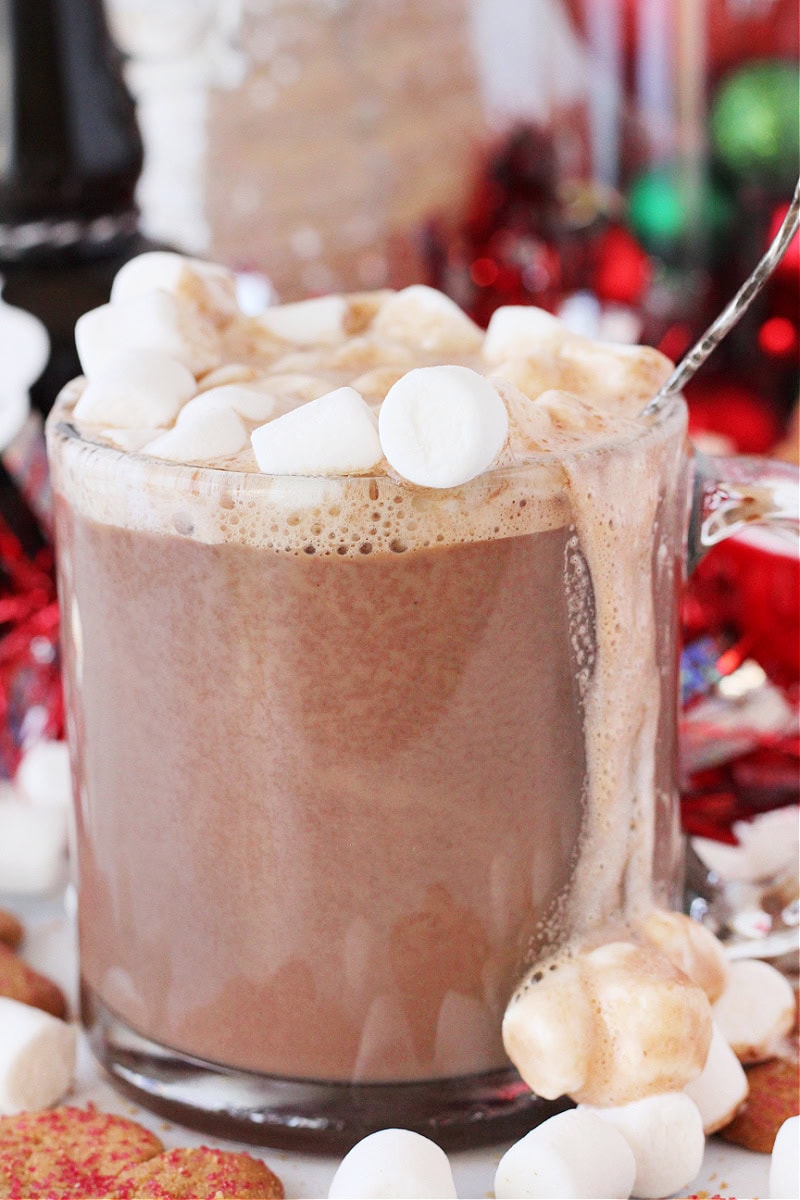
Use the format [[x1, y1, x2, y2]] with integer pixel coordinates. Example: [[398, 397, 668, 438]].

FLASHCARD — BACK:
[[642, 177, 800, 418]]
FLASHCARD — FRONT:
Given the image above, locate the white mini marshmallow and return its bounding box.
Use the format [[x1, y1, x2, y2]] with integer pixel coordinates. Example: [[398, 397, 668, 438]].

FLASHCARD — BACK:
[[374, 285, 483, 353], [581, 1092, 705, 1200], [0, 997, 76, 1114], [328, 1129, 457, 1199], [0, 801, 67, 894], [769, 1116, 799, 1199], [559, 340, 672, 414], [503, 942, 712, 1107], [494, 1108, 636, 1199], [75, 291, 220, 378], [683, 1022, 748, 1133], [534, 388, 614, 433], [712, 959, 796, 1063], [257, 295, 348, 345], [251, 387, 382, 476], [483, 305, 565, 363], [145, 406, 248, 464], [72, 350, 196, 429], [636, 909, 729, 1004], [180, 385, 276, 424], [111, 251, 238, 322], [502, 959, 594, 1100], [379, 365, 508, 488], [15, 741, 72, 810]]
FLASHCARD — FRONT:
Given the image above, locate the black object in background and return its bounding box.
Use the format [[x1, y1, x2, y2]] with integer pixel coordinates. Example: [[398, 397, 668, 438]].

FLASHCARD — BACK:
[[0, 0, 154, 415]]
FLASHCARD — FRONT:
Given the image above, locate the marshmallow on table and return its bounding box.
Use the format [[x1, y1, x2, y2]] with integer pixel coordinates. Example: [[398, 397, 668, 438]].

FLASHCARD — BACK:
[[75, 290, 221, 379], [257, 295, 349, 345], [683, 1022, 748, 1133], [15, 741, 72, 811], [110, 251, 239, 323], [379, 365, 508, 488], [635, 908, 729, 1003], [145, 404, 248, 465], [251, 387, 382, 476], [373, 285, 483, 354], [712, 959, 796, 1063], [0, 801, 68, 895], [581, 1092, 705, 1200], [769, 1116, 799, 1199], [327, 1129, 457, 1199], [72, 350, 196, 429], [0, 997, 75, 1114], [503, 942, 712, 1106], [494, 1108, 636, 1200]]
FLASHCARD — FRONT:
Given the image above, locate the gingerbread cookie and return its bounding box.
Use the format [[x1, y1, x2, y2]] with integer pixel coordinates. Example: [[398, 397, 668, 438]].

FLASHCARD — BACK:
[[720, 1054, 800, 1153], [110, 1147, 284, 1198], [0, 945, 66, 1018], [0, 914, 22, 953], [0, 1106, 164, 1197]]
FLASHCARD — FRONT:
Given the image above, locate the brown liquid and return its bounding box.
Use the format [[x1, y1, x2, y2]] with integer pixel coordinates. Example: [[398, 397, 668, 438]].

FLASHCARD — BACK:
[[51, 388, 688, 1086], [58, 502, 589, 1081]]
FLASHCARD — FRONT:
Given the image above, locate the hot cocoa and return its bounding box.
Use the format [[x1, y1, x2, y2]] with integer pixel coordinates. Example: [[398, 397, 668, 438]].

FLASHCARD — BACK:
[[48, 257, 691, 1137]]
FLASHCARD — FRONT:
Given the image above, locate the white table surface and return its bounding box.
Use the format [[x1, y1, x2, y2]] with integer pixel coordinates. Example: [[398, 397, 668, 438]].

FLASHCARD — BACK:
[[6, 892, 772, 1200]]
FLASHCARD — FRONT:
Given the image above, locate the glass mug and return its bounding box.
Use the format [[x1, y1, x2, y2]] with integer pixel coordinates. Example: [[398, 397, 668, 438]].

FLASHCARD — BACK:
[[47, 388, 797, 1150]]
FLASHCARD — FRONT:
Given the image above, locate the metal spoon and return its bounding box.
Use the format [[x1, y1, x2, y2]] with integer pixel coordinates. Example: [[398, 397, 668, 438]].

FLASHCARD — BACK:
[[641, 177, 800, 418]]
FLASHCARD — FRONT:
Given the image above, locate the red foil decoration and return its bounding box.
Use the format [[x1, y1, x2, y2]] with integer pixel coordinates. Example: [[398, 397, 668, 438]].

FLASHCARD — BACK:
[[0, 519, 62, 778]]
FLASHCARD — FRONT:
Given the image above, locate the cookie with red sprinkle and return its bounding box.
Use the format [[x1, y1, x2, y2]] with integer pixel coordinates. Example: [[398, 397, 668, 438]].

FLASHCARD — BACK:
[[0, 944, 66, 1018], [0, 912, 22, 952], [719, 1053, 800, 1153], [0, 1106, 164, 1197], [109, 1147, 284, 1198]]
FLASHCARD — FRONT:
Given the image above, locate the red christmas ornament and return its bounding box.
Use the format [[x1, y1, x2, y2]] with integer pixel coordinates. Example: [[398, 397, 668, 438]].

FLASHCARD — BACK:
[[686, 378, 782, 455], [593, 225, 652, 306], [0, 521, 62, 777], [758, 315, 798, 359]]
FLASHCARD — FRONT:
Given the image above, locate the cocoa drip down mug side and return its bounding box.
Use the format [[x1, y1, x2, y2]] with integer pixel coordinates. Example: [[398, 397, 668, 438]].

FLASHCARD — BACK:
[[46, 389, 798, 1151]]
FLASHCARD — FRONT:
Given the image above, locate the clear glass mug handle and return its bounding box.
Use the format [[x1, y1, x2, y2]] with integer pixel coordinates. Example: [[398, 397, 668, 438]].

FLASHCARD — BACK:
[[688, 450, 799, 572]]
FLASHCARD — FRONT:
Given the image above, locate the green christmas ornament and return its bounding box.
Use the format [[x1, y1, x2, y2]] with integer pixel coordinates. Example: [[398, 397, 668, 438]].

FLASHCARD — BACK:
[[711, 61, 800, 187], [628, 168, 734, 256]]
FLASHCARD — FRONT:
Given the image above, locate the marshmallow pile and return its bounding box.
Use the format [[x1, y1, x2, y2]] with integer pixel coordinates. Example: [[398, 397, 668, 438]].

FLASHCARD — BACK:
[[0, 740, 72, 896], [498, 909, 798, 1196], [68, 253, 674, 487], [323, 911, 795, 1198], [328, 1100, 797, 1198]]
